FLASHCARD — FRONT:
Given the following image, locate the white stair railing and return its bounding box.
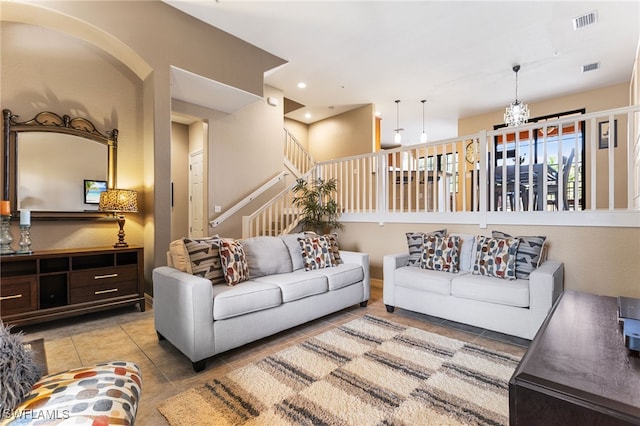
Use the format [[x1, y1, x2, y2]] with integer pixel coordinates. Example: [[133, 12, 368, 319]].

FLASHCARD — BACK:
[[210, 171, 288, 228], [242, 169, 318, 238], [284, 128, 314, 178]]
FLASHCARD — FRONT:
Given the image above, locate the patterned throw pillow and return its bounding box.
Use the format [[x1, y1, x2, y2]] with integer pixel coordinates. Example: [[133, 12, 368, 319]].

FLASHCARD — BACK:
[[420, 235, 461, 273], [473, 236, 519, 280], [492, 231, 546, 279], [183, 237, 225, 284], [406, 229, 447, 266], [323, 233, 343, 265], [219, 238, 250, 286], [298, 236, 333, 271]]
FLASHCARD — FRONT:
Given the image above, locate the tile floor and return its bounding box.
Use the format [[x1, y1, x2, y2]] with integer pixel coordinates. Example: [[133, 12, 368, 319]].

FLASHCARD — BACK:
[[16, 287, 529, 425]]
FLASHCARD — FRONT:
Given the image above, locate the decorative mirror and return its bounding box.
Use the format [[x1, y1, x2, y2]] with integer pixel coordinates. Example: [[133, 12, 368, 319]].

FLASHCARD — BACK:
[[2, 109, 117, 219]]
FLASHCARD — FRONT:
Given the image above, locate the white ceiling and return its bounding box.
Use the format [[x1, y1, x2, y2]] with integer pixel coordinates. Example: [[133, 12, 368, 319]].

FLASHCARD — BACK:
[[165, 1, 639, 147]]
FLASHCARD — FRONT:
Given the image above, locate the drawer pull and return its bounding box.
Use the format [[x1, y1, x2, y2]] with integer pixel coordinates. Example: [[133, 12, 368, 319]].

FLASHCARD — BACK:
[[0, 294, 23, 301], [94, 288, 118, 295], [94, 273, 119, 280]]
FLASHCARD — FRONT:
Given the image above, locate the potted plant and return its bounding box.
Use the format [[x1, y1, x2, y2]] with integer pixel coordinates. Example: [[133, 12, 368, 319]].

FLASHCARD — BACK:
[[292, 177, 343, 234]]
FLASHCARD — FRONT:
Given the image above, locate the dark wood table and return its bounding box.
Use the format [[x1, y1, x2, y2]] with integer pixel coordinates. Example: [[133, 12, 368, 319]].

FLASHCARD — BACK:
[[509, 291, 640, 425]]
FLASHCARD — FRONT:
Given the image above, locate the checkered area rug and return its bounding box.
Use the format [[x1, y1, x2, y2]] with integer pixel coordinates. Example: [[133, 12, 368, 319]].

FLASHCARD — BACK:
[[158, 315, 520, 425]]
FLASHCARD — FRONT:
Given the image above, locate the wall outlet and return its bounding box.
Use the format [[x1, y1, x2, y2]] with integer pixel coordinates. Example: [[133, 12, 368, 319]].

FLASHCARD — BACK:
[[214, 205, 222, 213]]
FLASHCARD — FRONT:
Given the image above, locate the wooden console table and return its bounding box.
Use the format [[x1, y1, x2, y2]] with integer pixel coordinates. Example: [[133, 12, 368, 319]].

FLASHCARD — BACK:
[[509, 291, 640, 425], [1, 246, 145, 326]]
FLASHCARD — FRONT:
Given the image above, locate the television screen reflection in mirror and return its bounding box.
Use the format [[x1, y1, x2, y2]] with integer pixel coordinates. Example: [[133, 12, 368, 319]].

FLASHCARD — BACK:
[[84, 180, 108, 205]]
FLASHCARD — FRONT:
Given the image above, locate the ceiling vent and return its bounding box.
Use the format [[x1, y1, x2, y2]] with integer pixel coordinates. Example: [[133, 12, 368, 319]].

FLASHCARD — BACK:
[[582, 62, 600, 73], [573, 11, 598, 30]]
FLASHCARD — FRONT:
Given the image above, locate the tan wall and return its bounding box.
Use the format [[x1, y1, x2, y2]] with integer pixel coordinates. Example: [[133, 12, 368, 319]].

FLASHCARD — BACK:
[[309, 104, 375, 161], [337, 222, 640, 298]]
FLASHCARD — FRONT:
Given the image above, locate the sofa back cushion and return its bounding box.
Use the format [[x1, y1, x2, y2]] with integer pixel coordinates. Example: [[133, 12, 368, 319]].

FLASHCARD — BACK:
[[449, 233, 476, 272], [242, 236, 293, 278], [280, 232, 310, 271]]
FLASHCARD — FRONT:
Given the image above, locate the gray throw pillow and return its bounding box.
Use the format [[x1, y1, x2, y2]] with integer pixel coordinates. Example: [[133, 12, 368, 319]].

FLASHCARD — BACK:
[[0, 322, 41, 414]]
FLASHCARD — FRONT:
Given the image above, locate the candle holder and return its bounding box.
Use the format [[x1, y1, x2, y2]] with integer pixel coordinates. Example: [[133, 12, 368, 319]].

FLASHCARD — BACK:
[[16, 224, 33, 254], [0, 214, 15, 255]]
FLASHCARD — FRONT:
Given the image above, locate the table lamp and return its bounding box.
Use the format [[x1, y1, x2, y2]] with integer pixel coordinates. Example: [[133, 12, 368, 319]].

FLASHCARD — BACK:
[[99, 189, 138, 248]]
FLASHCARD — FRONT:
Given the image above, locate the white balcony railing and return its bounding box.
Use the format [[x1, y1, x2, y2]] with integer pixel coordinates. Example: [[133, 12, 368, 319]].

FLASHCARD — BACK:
[[243, 105, 640, 238]]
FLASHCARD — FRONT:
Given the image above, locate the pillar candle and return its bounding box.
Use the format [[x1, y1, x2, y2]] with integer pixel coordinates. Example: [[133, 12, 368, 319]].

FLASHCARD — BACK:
[[0, 200, 10, 216], [20, 210, 31, 226]]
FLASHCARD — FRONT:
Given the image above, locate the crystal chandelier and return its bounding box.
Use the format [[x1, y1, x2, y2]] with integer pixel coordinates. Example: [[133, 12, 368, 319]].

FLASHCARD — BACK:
[[420, 99, 427, 143], [504, 65, 530, 127], [394, 100, 402, 144]]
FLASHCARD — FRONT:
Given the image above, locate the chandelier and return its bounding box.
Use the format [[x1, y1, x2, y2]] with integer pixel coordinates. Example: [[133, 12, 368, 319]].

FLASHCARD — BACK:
[[504, 65, 530, 127], [394, 100, 403, 144]]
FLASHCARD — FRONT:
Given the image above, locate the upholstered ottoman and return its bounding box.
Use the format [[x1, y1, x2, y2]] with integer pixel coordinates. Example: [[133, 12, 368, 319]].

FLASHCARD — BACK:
[[3, 361, 142, 425]]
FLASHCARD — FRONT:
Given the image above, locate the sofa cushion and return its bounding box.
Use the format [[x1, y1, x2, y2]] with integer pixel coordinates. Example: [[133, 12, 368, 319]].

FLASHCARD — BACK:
[[213, 281, 282, 320], [183, 237, 225, 284], [280, 232, 308, 271], [451, 274, 530, 308], [394, 266, 458, 295], [219, 238, 250, 286], [242, 236, 293, 278], [298, 236, 334, 271], [406, 229, 447, 266], [420, 235, 461, 273], [492, 230, 546, 279], [254, 271, 329, 302], [306, 263, 364, 291], [473, 236, 519, 280]]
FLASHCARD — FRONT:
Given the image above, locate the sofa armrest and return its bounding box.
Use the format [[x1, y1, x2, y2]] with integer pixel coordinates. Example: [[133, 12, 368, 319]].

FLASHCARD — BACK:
[[339, 251, 371, 301], [382, 253, 410, 307], [528, 260, 564, 321], [152, 266, 215, 363]]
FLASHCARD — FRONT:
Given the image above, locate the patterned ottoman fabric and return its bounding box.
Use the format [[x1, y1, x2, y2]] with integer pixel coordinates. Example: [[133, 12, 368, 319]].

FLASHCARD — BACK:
[[3, 361, 142, 426]]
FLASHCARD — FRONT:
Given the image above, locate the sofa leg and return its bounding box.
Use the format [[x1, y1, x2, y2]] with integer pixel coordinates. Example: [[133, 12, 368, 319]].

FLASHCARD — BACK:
[[192, 360, 206, 372], [385, 305, 395, 313], [360, 300, 368, 307], [156, 331, 166, 341]]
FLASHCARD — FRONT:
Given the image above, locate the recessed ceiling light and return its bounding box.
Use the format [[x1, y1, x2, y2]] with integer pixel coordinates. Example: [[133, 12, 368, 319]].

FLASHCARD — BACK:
[[304, 112, 311, 119], [297, 82, 307, 89]]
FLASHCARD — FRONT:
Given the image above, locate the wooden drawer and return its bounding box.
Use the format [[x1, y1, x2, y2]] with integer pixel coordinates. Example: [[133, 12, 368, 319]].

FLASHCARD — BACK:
[[1, 276, 38, 315], [69, 266, 138, 304]]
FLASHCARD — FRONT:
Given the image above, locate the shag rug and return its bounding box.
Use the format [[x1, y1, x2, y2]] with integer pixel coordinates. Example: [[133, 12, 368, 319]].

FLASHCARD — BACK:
[[158, 315, 521, 426]]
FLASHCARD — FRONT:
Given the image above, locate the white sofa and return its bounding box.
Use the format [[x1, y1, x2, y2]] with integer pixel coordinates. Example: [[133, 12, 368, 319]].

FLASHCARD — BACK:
[[383, 232, 564, 340], [153, 233, 370, 371]]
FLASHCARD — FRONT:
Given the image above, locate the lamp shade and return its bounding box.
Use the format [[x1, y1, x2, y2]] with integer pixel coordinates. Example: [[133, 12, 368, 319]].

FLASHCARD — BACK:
[[99, 189, 138, 213]]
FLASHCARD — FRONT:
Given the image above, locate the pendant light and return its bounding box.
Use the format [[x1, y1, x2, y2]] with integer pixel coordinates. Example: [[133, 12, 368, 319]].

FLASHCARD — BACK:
[[394, 100, 402, 144], [420, 99, 427, 143], [504, 65, 530, 127]]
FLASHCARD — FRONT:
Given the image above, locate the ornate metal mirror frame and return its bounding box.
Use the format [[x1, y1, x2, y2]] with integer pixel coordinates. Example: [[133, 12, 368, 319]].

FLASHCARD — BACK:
[[2, 109, 118, 219]]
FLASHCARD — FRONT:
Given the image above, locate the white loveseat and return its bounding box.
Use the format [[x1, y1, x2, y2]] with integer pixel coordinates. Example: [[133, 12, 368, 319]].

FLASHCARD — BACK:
[[153, 233, 370, 371], [383, 232, 564, 340]]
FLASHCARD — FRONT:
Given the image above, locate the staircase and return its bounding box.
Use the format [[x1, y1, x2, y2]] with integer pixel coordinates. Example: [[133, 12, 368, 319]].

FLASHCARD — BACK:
[[210, 128, 316, 238]]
